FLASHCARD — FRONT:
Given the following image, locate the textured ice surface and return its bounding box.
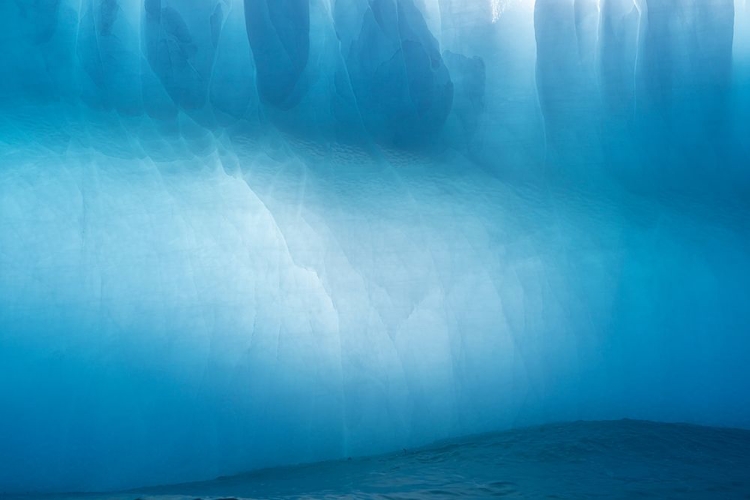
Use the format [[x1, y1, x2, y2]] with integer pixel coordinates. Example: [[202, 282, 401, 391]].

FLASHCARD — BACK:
[[1, 0, 750, 494]]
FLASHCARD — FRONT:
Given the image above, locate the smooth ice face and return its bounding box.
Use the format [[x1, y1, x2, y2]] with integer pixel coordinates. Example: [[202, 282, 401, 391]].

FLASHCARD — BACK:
[[1, 0, 750, 494]]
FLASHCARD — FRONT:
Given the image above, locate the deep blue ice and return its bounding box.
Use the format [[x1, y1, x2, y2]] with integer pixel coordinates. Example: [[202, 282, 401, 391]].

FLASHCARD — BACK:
[[1, 0, 749, 496]]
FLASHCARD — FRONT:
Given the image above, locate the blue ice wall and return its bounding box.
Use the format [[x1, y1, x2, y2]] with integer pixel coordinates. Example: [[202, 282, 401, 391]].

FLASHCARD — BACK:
[[1, 0, 750, 494]]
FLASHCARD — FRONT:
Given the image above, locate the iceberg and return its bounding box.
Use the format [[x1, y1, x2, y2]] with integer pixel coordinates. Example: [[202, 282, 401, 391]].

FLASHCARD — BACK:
[[0, 0, 749, 494]]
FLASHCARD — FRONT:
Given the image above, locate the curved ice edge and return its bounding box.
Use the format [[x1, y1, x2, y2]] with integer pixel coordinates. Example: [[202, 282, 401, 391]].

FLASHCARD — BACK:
[[11, 419, 750, 500]]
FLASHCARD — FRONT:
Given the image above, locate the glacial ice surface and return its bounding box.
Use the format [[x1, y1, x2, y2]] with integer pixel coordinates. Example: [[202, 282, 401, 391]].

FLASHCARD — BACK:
[[1, 0, 750, 494]]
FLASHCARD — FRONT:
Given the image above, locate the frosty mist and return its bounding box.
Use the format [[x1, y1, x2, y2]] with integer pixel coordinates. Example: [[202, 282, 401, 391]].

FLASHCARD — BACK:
[[1, 0, 750, 494]]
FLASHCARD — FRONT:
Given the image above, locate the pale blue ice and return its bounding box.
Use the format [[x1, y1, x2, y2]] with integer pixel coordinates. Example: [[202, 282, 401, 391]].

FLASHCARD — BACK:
[[0, 0, 749, 495]]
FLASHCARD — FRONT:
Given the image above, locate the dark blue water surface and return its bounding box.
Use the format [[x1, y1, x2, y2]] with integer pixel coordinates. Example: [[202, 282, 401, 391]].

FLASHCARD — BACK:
[[1, 0, 749, 496], [4, 420, 750, 499]]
